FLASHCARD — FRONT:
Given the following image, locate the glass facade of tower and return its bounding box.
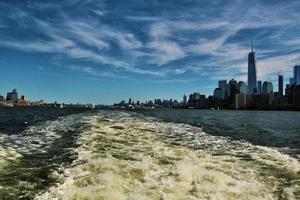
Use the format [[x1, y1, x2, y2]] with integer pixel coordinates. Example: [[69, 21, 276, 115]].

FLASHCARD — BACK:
[[257, 81, 262, 94], [294, 65, 300, 85], [218, 80, 227, 100], [248, 51, 257, 94]]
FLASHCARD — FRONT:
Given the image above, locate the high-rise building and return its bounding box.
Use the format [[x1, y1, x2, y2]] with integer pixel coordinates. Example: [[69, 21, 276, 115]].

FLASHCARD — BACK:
[[290, 78, 295, 86], [6, 89, 18, 102], [188, 93, 206, 108], [213, 88, 223, 99], [248, 41, 258, 94], [128, 98, 132, 105], [228, 79, 238, 105], [294, 65, 300, 85], [278, 74, 283, 97], [262, 81, 273, 94], [218, 80, 227, 100], [257, 81, 262, 94], [238, 81, 247, 94]]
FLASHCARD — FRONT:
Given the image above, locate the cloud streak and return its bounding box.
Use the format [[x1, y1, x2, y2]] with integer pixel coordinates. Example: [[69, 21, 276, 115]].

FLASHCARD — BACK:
[[0, 0, 299, 84]]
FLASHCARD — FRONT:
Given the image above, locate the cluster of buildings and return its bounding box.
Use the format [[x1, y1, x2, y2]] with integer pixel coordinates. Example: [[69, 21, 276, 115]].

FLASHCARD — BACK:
[[114, 98, 181, 109], [0, 89, 43, 107], [210, 44, 300, 110], [0, 89, 96, 108], [115, 42, 300, 111]]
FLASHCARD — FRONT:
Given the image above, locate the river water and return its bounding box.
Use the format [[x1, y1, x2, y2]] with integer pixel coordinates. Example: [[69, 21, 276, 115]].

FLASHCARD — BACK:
[[0, 108, 299, 199]]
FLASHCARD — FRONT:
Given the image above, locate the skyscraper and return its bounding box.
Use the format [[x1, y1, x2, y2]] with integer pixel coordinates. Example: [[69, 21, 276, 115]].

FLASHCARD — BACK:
[[218, 80, 227, 100], [290, 78, 295, 86], [257, 81, 262, 94], [213, 88, 223, 99], [278, 74, 283, 97], [238, 81, 247, 94], [294, 65, 300, 85], [227, 79, 238, 104], [248, 40, 258, 94]]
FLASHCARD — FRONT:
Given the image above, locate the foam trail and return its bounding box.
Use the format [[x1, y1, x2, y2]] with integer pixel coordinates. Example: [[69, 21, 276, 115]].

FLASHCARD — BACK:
[[37, 111, 300, 200], [0, 113, 93, 199]]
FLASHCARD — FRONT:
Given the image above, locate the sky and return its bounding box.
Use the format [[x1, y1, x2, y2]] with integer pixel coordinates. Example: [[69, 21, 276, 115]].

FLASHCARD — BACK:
[[0, 0, 300, 104]]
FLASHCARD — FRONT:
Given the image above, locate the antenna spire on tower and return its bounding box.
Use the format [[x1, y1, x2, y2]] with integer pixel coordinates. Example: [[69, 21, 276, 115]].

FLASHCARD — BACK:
[[251, 39, 254, 52]]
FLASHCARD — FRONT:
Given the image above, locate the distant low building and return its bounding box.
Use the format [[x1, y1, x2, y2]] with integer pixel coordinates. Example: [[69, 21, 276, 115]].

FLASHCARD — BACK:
[[15, 99, 30, 106]]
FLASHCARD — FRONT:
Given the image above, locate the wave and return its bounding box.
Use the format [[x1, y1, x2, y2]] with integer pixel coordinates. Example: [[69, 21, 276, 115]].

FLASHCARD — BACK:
[[0, 113, 93, 199], [36, 111, 300, 200]]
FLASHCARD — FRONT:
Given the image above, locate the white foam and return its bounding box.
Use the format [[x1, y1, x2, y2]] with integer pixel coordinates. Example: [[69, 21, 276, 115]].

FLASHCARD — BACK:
[[36, 111, 300, 199]]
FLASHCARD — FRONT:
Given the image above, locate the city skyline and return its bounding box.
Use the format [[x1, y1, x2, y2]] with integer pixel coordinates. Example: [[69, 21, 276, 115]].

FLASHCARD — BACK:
[[1, 1, 300, 104]]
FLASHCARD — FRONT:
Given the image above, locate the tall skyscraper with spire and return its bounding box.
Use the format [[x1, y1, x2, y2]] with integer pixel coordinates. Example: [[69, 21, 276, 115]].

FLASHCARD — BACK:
[[247, 40, 258, 94]]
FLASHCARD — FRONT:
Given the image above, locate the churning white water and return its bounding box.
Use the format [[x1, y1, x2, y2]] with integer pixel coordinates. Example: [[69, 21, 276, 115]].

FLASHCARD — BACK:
[[36, 111, 300, 200]]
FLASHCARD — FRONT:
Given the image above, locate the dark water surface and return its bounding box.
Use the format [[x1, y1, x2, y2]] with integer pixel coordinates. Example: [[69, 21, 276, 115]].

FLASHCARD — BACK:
[[135, 109, 300, 159], [0, 107, 93, 199]]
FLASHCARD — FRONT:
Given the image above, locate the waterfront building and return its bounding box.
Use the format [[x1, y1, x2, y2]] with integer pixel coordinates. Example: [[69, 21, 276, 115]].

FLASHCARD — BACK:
[[278, 74, 283, 97], [257, 81, 262, 94], [218, 80, 227, 100], [6, 89, 18, 102], [294, 65, 300, 85], [248, 41, 258, 94], [262, 81, 273, 94], [238, 81, 247, 94]]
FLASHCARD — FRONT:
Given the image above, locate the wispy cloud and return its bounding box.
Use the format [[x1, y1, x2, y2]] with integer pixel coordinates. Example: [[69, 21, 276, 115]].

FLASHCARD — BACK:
[[0, 0, 300, 84]]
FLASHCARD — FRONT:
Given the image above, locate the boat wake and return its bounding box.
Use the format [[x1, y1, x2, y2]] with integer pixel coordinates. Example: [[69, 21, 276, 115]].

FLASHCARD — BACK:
[[36, 111, 300, 200]]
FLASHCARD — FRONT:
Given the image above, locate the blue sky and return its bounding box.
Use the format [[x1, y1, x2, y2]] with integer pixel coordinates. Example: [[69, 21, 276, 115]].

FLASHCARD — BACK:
[[0, 0, 300, 104]]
